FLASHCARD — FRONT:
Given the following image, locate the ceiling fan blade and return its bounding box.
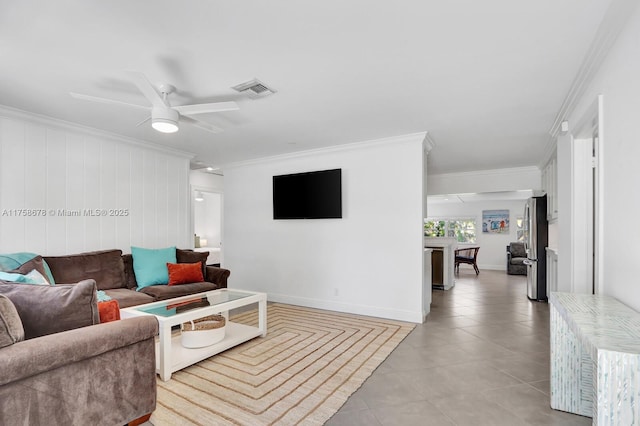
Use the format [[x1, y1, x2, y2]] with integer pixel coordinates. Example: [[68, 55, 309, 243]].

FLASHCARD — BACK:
[[173, 101, 239, 116], [125, 71, 167, 108], [181, 116, 224, 134], [70, 92, 150, 111], [135, 116, 152, 127]]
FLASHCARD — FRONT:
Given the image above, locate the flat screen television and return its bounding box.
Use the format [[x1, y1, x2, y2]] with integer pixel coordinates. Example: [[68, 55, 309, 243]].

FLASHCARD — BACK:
[[273, 169, 342, 219]]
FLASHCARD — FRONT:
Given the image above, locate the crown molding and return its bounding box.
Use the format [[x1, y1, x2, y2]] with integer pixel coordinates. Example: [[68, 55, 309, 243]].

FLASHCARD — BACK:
[[428, 166, 540, 180], [548, 0, 637, 140], [423, 131, 436, 153], [538, 136, 558, 169], [222, 131, 429, 170], [0, 104, 194, 159]]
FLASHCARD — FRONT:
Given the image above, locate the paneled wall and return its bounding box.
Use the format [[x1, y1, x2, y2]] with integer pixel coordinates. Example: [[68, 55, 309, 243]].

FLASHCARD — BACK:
[[0, 110, 192, 255]]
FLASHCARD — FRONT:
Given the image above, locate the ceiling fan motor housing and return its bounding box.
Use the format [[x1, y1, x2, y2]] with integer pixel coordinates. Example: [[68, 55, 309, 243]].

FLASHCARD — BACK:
[[151, 107, 179, 133]]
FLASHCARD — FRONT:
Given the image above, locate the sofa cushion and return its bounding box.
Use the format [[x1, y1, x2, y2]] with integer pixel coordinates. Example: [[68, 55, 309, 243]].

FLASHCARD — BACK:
[[8, 255, 52, 284], [131, 246, 176, 289], [510, 257, 526, 265], [0, 279, 99, 339], [102, 288, 154, 308], [0, 294, 24, 348], [140, 281, 218, 301], [167, 262, 204, 286], [44, 250, 126, 290]]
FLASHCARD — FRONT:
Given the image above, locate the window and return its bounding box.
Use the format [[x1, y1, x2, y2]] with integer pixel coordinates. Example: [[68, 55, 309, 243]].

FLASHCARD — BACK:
[[424, 218, 476, 243]]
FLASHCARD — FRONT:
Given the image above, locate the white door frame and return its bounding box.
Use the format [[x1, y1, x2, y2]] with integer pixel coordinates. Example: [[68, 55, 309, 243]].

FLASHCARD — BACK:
[[568, 95, 603, 295], [190, 184, 224, 261]]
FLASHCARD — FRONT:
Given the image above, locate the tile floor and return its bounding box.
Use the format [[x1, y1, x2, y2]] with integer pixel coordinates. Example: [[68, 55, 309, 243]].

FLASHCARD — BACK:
[[326, 269, 591, 426]]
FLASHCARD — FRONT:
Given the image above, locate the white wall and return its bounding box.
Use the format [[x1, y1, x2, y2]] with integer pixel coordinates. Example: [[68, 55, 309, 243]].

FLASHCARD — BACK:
[[0, 108, 192, 255], [559, 4, 640, 309], [427, 200, 526, 270], [190, 170, 224, 192], [223, 133, 426, 322], [428, 167, 541, 195]]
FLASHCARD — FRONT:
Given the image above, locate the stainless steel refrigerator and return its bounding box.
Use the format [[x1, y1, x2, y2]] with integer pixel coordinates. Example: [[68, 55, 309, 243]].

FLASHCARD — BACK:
[[523, 195, 548, 301]]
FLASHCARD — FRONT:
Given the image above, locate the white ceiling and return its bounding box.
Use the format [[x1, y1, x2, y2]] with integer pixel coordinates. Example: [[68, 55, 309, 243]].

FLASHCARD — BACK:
[[0, 0, 612, 174]]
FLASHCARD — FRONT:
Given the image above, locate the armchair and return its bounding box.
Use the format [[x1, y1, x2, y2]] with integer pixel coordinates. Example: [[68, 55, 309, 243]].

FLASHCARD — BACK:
[[454, 247, 480, 275], [507, 242, 527, 275]]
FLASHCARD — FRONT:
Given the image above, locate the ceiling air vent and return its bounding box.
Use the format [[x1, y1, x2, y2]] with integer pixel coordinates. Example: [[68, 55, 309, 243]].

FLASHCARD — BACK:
[[232, 78, 276, 99]]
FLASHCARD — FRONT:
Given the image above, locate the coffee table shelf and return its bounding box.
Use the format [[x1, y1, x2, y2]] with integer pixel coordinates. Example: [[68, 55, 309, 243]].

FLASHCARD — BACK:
[[162, 322, 262, 373], [121, 289, 267, 381]]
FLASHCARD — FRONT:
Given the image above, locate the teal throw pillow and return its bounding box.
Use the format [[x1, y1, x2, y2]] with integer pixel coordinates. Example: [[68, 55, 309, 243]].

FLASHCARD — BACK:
[[131, 246, 176, 290], [0, 270, 50, 285], [0, 272, 29, 283]]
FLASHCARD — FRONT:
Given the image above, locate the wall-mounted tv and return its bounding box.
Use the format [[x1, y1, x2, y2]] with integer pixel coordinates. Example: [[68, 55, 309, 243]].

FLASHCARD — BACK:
[[273, 168, 342, 219]]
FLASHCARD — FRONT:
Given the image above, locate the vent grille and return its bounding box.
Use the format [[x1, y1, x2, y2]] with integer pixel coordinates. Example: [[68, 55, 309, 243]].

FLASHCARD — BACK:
[[232, 79, 276, 99]]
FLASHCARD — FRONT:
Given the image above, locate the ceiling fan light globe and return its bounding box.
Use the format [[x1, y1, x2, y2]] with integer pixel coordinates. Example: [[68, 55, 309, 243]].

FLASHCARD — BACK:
[[152, 118, 179, 133]]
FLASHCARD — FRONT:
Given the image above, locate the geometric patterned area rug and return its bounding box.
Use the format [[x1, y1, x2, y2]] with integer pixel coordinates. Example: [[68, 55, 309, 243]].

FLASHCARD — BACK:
[[151, 303, 415, 425]]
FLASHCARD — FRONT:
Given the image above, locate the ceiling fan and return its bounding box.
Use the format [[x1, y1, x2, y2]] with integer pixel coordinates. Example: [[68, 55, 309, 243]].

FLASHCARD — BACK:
[[70, 71, 239, 134]]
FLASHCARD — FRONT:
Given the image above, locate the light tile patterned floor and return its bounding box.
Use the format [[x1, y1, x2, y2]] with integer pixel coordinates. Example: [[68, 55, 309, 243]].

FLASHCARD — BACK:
[[325, 269, 592, 426]]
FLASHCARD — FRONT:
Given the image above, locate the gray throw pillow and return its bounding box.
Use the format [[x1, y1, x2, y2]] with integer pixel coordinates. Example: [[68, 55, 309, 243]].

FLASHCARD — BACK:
[[0, 294, 24, 348], [9, 255, 52, 284], [0, 279, 99, 339], [176, 248, 209, 275]]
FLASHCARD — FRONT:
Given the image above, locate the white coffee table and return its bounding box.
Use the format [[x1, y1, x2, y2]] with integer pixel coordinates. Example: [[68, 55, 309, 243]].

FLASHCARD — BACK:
[[120, 288, 267, 381]]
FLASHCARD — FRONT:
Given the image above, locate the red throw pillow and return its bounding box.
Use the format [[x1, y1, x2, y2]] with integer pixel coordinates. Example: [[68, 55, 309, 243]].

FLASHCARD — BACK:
[[167, 262, 204, 285], [98, 300, 120, 323]]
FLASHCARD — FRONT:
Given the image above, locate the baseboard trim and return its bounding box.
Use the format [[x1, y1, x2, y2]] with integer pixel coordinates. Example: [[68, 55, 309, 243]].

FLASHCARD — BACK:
[[267, 293, 424, 324]]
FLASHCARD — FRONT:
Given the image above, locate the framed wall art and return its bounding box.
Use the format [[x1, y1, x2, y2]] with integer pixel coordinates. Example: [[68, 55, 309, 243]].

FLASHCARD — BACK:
[[482, 210, 509, 234]]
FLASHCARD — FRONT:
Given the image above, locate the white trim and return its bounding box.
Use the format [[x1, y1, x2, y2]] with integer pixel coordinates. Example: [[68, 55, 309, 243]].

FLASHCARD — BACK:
[[595, 95, 604, 295], [267, 292, 424, 323], [548, 0, 637, 139], [428, 166, 540, 180], [190, 185, 224, 261], [539, 139, 558, 170], [568, 95, 603, 295], [0, 104, 194, 159], [425, 216, 476, 221], [222, 131, 429, 170], [423, 131, 436, 153]]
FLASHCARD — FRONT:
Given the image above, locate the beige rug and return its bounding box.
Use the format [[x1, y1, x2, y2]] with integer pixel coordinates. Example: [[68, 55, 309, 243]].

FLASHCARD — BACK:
[[151, 303, 415, 425]]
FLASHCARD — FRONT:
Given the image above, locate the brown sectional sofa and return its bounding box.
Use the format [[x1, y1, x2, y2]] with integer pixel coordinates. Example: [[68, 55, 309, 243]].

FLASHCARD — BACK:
[[43, 248, 231, 308], [0, 248, 231, 425]]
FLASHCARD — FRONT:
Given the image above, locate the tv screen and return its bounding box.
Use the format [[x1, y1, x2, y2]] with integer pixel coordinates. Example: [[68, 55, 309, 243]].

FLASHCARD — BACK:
[[273, 169, 342, 219]]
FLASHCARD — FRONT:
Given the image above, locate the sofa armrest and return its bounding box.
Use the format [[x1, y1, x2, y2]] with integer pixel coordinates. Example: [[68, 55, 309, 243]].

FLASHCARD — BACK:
[[0, 316, 158, 386], [205, 265, 230, 288]]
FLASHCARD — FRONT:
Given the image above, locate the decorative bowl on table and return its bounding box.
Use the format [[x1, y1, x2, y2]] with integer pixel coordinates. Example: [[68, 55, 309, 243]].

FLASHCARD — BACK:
[[180, 314, 226, 348]]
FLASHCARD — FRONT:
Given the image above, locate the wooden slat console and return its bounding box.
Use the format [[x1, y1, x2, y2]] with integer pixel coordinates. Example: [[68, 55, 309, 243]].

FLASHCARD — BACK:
[[549, 292, 640, 425]]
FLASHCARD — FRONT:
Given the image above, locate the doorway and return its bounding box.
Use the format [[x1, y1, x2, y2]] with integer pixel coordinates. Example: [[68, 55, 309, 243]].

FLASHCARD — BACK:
[[193, 189, 223, 266], [569, 95, 602, 295]]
